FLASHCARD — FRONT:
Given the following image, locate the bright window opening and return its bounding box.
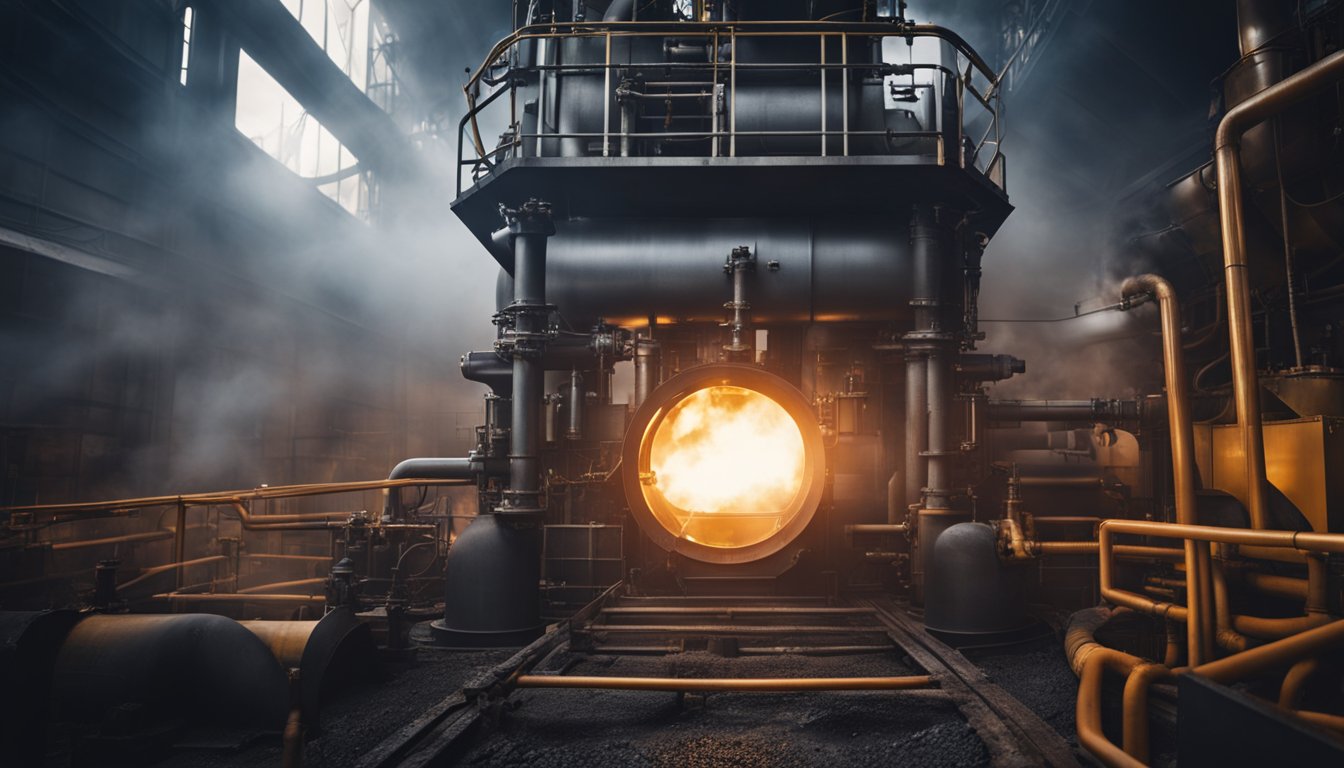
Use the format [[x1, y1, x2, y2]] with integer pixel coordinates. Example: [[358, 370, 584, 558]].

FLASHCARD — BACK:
[[179, 6, 194, 86], [235, 50, 365, 217], [281, 0, 371, 92]]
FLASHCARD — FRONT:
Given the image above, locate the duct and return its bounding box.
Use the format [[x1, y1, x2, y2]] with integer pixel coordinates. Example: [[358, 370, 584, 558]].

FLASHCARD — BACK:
[[51, 614, 290, 730], [1214, 50, 1344, 529]]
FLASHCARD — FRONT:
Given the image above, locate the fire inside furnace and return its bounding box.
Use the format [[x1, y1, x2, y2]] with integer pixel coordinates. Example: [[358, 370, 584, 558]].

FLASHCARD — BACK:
[[642, 385, 806, 549]]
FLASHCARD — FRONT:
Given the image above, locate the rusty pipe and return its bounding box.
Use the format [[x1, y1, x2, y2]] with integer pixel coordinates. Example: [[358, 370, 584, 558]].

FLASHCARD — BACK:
[[1212, 557, 1250, 653], [1215, 49, 1344, 529], [514, 675, 934, 692]]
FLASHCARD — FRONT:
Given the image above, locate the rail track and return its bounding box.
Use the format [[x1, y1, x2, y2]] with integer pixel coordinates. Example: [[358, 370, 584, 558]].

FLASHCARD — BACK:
[[356, 586, 1081, 768]]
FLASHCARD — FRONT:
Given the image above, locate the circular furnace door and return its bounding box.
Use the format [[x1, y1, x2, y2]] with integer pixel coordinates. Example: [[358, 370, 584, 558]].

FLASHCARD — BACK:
[[622, 363, 826, 565]]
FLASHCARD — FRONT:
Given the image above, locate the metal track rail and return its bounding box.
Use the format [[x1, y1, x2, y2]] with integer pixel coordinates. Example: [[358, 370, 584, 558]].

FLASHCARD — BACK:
[[362, 588, 1080, 767], [865, 599, 1081, 768]]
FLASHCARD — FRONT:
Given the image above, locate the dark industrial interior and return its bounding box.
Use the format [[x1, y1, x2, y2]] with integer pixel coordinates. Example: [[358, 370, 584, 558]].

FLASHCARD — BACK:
[[2, 1, 1343, 766]]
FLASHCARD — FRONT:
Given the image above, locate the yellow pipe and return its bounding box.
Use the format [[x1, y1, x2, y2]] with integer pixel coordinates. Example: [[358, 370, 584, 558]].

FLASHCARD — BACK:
[[237, 577, 326, 595], [1194, 619, 1344, 684], [1278, 657, 1322, 708], [1076, 647, 1148, 768], [1122, 663, 1174, 763], [514, 675, 934, 692], [1214, 49, 1344, 529]]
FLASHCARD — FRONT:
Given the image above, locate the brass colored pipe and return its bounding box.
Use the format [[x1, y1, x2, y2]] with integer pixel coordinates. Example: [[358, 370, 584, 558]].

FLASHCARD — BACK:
[[1099, 520, 1344, 555], [1278, 657, 1321, 708], [1294, 709, 1344, 734], [237, 577, 326, 595], [1238, 544, 1308, 563], [1242, 571, 1309, 601], [514, 675, 934, 692], [1214, 49, 1344, 529], [1232, 612, 1331, 639], [49, 530, 175, 551], [1212, 559, 1249, 653], [1194, 619, 1344, 684], [2, 477, 474, 516], [1122, 663, 1174, 763], [1037, 541, 1184, 561], [118, 555, 229, 591], [153, 592, 326, 605], [844, 524, 909, 534], [1076, 647, 1147, 768]]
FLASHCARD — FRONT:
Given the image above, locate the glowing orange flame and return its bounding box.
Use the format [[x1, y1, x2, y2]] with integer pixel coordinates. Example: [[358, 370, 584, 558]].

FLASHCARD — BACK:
[[644, 386, 806, 548]]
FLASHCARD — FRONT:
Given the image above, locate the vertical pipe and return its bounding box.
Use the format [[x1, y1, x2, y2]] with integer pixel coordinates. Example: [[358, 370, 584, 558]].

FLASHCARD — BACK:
[[501, 200, 555, 515], [1213, 50, 1344, 529], [904, 354, 927, 510], [174, 501, 187, 590], [633, 338, 661, 408], [1121, 274, 1211, 659], [925, 350, 951, 509], [565, 370, 584, 440]]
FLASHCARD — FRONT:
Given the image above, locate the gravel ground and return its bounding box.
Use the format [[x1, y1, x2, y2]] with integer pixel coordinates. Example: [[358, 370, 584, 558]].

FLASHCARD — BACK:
[[153, 648, 515, 768], [459, 650, 989, 768], [964, 635, 1080, 748]]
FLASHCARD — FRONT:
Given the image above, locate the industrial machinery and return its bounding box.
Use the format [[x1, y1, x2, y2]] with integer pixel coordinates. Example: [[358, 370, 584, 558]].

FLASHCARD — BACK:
[[3, 1, 1344, 766]]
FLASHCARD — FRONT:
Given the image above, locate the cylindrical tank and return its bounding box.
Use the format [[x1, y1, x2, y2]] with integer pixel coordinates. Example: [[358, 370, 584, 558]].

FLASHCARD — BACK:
[[498, 218, 914, 328], [923, 522, 1029, 639]]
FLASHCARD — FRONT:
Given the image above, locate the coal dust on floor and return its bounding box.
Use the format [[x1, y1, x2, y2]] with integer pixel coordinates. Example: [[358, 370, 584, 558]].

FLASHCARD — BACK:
[[459, 651, 989, 768]]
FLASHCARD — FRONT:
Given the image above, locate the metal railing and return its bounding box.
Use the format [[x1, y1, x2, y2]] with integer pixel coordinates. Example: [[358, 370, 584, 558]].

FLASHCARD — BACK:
[[456, 21, 1004, 196]]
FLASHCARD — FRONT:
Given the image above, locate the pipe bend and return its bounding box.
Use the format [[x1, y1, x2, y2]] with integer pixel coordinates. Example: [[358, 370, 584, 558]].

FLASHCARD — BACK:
[[387, 457, 476, 481]]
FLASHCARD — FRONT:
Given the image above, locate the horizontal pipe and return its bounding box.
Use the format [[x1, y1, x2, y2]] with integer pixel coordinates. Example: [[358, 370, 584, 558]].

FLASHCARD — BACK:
[[1242, 571, 1309, 601], [1018, 477, 1103, 488], [1032, 516, 1104, 525], [1037, 541, 1185, 561], [153, 592, 326, 605], [236, 577, 326, 595], [1294, 709, 1344, 734], [514, 675, 935, 692], [1195, 619, 1344, 684], [49, 531, 174, 551], [1102, 520, 1344, 555], [3, 477, 475, 516], [118, 555, 229, 590], [737, 645, 896, 656], [601, 607, 875, 616], [844, 524, 909, 535], [1237, 544, 1307, 563], [585, 624, 873, 634]]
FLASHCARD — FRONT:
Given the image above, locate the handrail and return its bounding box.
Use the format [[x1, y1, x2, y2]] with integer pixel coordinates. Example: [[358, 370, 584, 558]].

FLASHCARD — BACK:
[[454, 21, 1003, 196]]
